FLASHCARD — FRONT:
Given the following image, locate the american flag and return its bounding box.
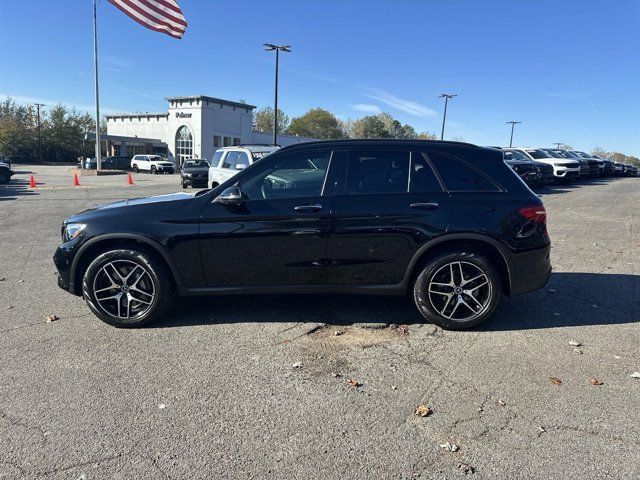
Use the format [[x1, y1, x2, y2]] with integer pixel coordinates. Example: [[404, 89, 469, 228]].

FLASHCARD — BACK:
[[107, 0, 187, 39]]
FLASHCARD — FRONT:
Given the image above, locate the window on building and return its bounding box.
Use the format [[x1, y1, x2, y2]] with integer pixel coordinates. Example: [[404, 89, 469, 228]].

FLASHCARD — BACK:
[[427, 151, 500, 192], [233, 137, 241, 146], [223, 136, 233, 147], [213, 135, 221, 148], [175, 125, 193, 167], [345, 150, 410, 195]]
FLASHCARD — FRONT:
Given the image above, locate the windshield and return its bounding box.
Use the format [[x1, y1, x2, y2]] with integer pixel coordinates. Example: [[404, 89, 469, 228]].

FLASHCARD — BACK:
[[184, 160, 209, 168], [526, 149, 551, 159]]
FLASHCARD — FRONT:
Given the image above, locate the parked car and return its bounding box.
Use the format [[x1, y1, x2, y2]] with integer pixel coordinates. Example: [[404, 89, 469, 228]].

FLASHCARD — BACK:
[[131, 155, 175, 174], [0, 155, 10, 167], [589, 155, 615, 176], [572, 151, 605, 177], [612, 162, 625, 176], [519, 148, 581, 183], [541, 149, 590, 178], [84, 156, 132, 170], [567, 151, 600, 177], [180, 159, 210, 188], [622, 164, 638, 176], [54, 139, 551, 330], [501, 149, 540, 186], [208, 145, 280, 189], [0, 160, 14, 184]]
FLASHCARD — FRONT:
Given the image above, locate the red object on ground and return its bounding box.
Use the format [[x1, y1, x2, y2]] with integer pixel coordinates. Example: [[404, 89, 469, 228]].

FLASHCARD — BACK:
[[127, 173, 134, 185], [29, 175, 36, 188], [73, 173, 80, 186]]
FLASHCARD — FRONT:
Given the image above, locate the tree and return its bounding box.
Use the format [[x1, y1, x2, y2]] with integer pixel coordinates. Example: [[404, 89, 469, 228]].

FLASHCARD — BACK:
[[253, 107, 289, 133], [416, 131, 437, 140], [287, 108, 344, 139], [350, 115, 390, 139], [0, 98, 36, 160]]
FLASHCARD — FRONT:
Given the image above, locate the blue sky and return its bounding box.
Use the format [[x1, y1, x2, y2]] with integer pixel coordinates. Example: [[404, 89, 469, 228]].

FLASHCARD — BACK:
[[1, 0, 638, 155]]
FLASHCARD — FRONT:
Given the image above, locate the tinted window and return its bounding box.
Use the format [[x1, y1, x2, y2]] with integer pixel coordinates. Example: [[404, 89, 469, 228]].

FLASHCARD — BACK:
[[427, 151, 500, 192], [410, 153, 442, 193], [504, 150, 529, 161], [222, 151, 239, 169], [236, 152, 250, 168], [526, 149, 551, 159], [241, 151, 331, 200], [212, 150, 224, 167], [346, 150, 409, 195]]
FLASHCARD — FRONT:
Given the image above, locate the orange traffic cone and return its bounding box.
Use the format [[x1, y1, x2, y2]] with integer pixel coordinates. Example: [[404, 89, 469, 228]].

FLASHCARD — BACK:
[[29, 175, 37, 188], [73, 173, 80, 186], [127, 173, 134, 185]]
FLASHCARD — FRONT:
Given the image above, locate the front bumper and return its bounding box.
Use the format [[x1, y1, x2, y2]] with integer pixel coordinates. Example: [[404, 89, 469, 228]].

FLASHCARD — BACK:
[[506, 244, 552, 296]]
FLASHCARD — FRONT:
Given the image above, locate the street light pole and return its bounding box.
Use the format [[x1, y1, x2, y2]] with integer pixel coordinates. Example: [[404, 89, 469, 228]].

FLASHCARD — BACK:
[[553, 142, 563, 150], [263, 43, 291, 146], [34, 103, 45, 161], [438, 93, 457, 141], [506, 121, 522, 147]]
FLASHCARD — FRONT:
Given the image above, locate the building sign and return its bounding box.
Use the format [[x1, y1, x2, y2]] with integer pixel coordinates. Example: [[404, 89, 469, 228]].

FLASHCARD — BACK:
[[175, 112, 192, 119]]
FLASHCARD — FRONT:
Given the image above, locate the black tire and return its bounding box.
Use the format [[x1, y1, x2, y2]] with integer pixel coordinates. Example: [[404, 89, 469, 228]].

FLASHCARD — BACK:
[[0, 174, 9, 184], [82, 249, 173, 328], [413, 251, 501, 330], [181, 179, 188, 188], [133, 165, 139, 173], [151, 166, 157, 174]]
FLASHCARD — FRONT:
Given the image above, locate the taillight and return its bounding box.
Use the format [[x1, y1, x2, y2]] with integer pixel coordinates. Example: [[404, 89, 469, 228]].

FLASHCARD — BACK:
[[518, 206, 546, 224]]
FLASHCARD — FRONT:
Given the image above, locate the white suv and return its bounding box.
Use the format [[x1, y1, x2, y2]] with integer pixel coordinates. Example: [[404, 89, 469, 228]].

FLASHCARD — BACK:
[[503, 147, 581, 181], [208, 145, 280, 188], [130, 155, 175, 174]]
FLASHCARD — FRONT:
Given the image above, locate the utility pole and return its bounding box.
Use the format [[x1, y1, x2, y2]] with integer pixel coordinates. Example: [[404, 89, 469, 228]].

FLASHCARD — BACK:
[[34, 103, 45, 161], [263, 43, 291, 146], [506, 121, 522, 147], [438, 93, 457, 141], [93, 0, 102, 170], [553, 142, 563, 150]]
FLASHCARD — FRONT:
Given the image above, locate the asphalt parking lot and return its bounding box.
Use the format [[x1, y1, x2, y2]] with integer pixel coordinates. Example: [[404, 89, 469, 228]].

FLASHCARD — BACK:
[[1, 164, 639, 479]]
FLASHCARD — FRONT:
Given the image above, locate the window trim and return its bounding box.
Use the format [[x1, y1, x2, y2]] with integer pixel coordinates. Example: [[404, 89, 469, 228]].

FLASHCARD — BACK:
[[423, 150, 504, 193]]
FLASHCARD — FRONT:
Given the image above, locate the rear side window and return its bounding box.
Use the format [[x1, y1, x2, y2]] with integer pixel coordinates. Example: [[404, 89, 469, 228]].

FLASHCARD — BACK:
[[222, 151, 239, 169], [410, 153, 442, 193], [211, 150, 224, 167], [426, 151, 500, 192], [346, 150, 409, 195]]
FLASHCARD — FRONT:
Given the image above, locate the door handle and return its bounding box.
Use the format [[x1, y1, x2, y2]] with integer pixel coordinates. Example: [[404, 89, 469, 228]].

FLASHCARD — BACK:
[[294, 204, 323, 212], [292, 229, 321, 235], [410, 202, 439, 210]]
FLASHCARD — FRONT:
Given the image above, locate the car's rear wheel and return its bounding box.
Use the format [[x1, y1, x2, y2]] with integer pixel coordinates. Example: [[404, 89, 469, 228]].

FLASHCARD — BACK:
[[82, 249, 173, 327], [413, 251, 501, 330], [181, 179, 188, 188], [151, 166, 157, 174]]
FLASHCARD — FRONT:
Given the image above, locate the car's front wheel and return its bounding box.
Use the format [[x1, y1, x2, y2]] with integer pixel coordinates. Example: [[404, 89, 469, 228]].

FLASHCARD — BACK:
[[133, 165, 139, 173], [151, 166, 157, 174], [413, 251, 501, 330], [82, 249, 173, 327], [181, 179, 188, 188]]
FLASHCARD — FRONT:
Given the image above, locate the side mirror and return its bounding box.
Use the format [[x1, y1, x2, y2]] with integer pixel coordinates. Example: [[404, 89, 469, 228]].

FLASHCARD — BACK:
[[235, 164, 246, 171], [215, 186, 244, 205]]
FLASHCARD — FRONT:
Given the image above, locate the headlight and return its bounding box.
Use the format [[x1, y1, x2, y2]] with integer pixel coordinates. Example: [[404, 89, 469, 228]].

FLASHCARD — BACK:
[[183, 173, 192, 177], [63, 223, 86, 242]]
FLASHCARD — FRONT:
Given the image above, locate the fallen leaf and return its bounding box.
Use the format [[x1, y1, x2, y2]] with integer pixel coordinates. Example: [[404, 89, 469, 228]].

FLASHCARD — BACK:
[[347, 379, 362, 388], [395, 324, 409, 335], [331, 372, 342, 378], [6, 305, 14, 310], [538, 426, 546, 433], [391, 385, 398, 390], [414, 405, 432, 417], [158, 404, 166, 410], [630, 372, 640, 379], [292, 362, 303, 369], [589, 378, 603, 386], [458, 463, 475, 475], [18, 279, 24, 283], [46, 314, 60, 323], [440, 441, 459, 452], [281, 339, 290, 344], [550, 377, 562, 385], [334, 331, 343, 336], [497, 399, 506, 406], [568, 340, 582, 347], [0, 277, 5, 281]]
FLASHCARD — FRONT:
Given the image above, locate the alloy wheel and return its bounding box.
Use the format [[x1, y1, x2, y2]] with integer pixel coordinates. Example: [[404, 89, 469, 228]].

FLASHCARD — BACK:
[[427, 261, 492, 321], [92, 260, 155, 320]]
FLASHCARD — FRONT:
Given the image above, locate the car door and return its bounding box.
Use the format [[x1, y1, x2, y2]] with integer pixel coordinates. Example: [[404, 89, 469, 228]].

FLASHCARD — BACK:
[[198, 149, 334, 287], [326, 149, 452, 285]]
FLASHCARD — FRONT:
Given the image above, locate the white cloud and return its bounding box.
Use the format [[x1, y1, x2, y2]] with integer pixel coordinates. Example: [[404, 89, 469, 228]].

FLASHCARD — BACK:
[[364, 88, 437, 117], [544, 89, 597, 99], [348, 103, 382, 114], [0, 93, 121, 115]]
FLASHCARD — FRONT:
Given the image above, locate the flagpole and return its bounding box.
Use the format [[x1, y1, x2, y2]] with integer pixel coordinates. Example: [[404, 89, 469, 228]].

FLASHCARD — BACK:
[[93, 0, 102, 170]]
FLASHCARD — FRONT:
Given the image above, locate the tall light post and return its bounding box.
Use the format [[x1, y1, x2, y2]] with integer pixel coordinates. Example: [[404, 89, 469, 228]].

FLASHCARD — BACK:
[[553, 142, 564, 150], [34, 103, 45, 162], [506, 121, 522, 147], [438, 93, 457, 141], [263, 43, 291, 146]]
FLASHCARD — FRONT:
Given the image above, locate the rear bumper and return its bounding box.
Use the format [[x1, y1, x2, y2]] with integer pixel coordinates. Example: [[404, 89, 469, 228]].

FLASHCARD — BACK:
[[506, 245, 552, 296]]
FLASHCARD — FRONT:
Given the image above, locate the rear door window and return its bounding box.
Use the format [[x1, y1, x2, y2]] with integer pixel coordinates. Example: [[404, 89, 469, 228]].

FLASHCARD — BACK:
[[410, 153, 443, 193], [211, 150, 224, 168], [345, 150, 409, 195], [222, 152, 239, 169], [427, 151, 500, 192]]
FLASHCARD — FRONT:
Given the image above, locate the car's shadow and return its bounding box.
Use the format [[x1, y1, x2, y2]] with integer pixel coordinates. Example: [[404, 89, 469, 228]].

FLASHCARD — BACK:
[[154, 272, 639, 331], [0, 178, 39, 201]]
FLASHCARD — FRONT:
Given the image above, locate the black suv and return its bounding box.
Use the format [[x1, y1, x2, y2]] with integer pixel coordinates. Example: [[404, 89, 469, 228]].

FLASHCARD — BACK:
[[54, 140, 551, 330]]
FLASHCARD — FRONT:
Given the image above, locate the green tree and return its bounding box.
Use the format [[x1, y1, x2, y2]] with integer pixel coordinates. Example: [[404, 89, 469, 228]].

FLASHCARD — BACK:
[[253, 107, 289, 133], [0, 98, 37, 160], [287, 108, 344, 139], [350, 115, 390, 138], [378, 113, 417, 139], [416, 131, 438, 140]]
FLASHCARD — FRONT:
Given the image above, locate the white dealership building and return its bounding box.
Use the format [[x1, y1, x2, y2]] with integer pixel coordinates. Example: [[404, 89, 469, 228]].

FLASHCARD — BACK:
[[103, 95, 315, 166]]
